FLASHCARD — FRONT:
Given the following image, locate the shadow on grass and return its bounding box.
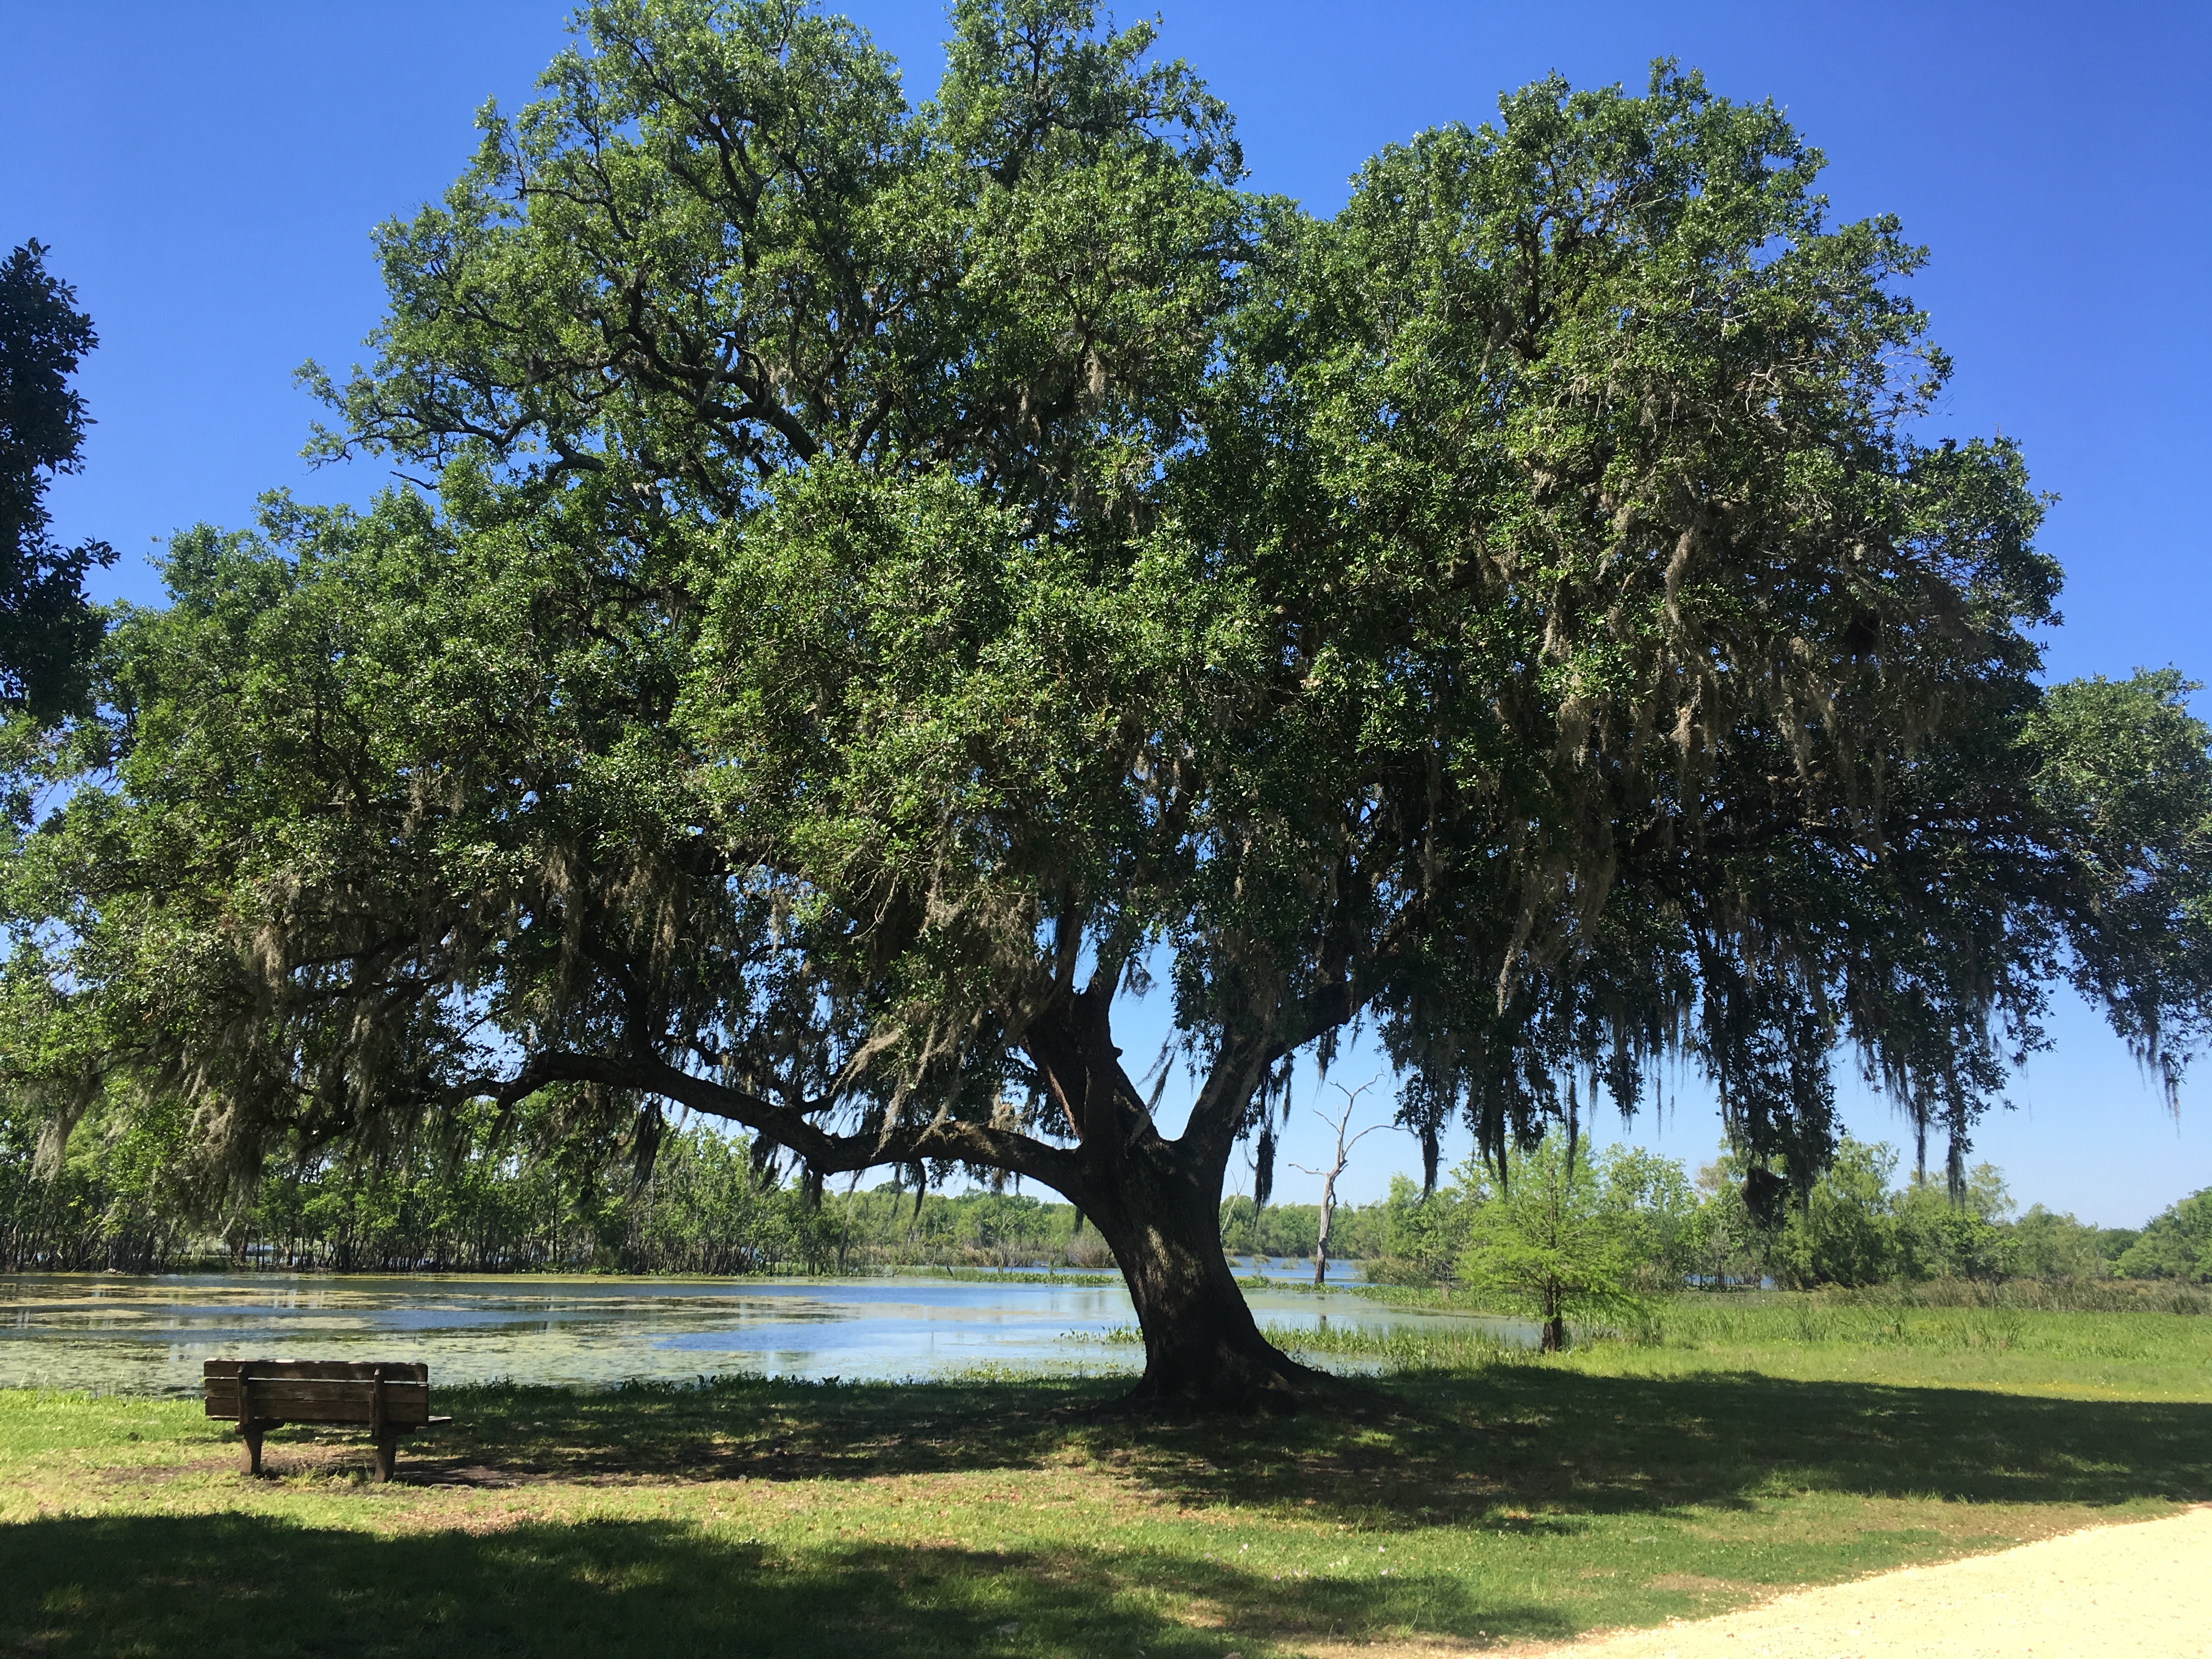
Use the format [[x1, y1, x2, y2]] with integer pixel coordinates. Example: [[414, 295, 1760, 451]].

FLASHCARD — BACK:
[[1, 1511, 1563, 1659], [1129, 1368, 2212, 1524], [10, 1369, 2207, 1656], [394, 1367, 2212, 1526]]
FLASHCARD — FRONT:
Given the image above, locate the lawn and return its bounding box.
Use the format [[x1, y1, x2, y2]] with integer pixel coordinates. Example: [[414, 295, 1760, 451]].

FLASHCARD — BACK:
[[3, 1302, 2208, 1658]]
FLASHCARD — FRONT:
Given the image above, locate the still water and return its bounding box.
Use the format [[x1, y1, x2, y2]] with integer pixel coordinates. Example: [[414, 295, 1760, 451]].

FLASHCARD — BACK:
[[0, 1272, 1533, 1395]]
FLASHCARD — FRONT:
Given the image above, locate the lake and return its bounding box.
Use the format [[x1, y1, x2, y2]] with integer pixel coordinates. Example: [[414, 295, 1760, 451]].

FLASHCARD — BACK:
[[0, 1272, 1535, 1394]]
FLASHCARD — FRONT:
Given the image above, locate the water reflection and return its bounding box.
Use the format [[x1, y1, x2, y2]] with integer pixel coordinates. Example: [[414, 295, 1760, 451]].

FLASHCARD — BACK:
[[1226, 1255, 1365, 1283], [0, 1272, 1530, 1395]]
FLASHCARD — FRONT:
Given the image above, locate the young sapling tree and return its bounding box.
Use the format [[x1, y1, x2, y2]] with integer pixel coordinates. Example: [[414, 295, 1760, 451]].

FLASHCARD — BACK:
[[1460, 1137, 1642, 1352]]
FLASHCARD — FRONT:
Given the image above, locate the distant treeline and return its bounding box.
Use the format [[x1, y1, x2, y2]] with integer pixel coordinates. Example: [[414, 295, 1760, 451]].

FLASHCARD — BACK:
[[0, 1080, 1401, 1274], [0, 1097, 1384, 1277], [4, 1093, 2205, 1291], [0, 1087, 1356, 1274], [1362, 1136, 2211, 1295], [1, 1102, 838, 1276], [1218, 1195, 1384, 1262]]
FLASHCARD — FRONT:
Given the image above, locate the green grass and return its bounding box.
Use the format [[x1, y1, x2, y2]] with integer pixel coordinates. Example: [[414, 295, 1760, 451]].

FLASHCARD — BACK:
[[1332, 1286, 2212, 1398], [1561, 1296, 2212, 1401], [1066, 1319, 1523, 1375], [4, 1304, 2210, 1658]]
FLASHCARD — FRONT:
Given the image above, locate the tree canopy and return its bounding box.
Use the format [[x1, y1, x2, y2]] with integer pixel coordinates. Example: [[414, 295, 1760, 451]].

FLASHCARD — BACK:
[[0, 240, 113, 717], [5, 0, 2210, 1406]]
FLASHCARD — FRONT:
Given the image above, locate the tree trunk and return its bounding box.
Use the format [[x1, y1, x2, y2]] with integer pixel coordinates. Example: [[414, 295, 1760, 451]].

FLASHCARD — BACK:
[[1077, 1136, 1320, 1410], [1016, 986, 1332, 1409], [1313, 1169, 1337, 1287]]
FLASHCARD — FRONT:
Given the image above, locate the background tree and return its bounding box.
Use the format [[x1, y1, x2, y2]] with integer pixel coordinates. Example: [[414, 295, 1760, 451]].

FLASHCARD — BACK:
[[1374, 1169, 1478, 1285], [1892, 1163, 2015, 1282], [1458, 1138, 1643, 1351], [1595, 1146, 1700, 1293], [1771, 1136, 1905, 1289], [1286, 1079, 1395, 1285], [2115, 1188, 2212, 1283], [0, 241, 113, 717], [1763, 1140, 2022, 1286], [2006, 1205, 2114, 1279], [1682, 1153, 1772, 1290], [1216, 1193, 1387, 1262], [5, 0, 2212, 1407]]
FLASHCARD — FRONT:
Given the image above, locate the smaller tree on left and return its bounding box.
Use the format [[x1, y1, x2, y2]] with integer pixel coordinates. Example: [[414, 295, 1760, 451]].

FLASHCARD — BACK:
[[0, 241, 112, 718]]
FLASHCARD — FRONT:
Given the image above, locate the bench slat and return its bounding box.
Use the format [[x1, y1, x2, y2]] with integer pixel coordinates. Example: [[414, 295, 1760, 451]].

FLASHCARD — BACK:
[[203, 1360, 427, 1383], [204, 1378, 434, 1425]]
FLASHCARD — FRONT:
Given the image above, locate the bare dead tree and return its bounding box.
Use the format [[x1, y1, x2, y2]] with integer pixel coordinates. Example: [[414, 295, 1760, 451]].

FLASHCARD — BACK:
[[1288, 1079, 1400, 1286]]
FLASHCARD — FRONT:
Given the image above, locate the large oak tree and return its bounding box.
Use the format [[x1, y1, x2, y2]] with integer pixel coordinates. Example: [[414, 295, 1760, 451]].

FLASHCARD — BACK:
[[7, 0, 2211, 1405]]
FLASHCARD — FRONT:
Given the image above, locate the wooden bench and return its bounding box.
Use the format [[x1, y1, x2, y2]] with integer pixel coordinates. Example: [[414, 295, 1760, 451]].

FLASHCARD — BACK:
[[203, 1359, 452, 1481]]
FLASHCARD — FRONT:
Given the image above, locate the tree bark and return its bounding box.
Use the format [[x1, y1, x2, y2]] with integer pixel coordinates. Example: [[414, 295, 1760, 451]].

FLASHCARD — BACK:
[[1540, 1283, 1567, 1352], [1313, 1169, 1337, 1287], [1022, 986, 1321, 1409], [1076, 1132, 1321, 1409]]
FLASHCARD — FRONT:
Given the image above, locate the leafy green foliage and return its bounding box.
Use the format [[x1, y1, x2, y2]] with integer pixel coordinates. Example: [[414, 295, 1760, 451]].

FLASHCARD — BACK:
[[1756, 1140, 2008, 1288], [2007, 1205, 2128, 1279], [1370, 1173, 1476, 1284], [1456, 1141, 1649, 1347], [2027, 670, 2212, 1091], [0, 241, 113, 717], [1595, 1146, 1701, 1291], [1215, 1194, 1385, 1261], [0, 1094, 838, 1274], [1678, 1148, 1772, 1289], [832, 1181, 1109, 1267], [1362, 1137, 2193, 1303], [2114, 1188, 2212, 1283], [0, 1086, 193, 1271], [1770, 1138, 1915, 1288]]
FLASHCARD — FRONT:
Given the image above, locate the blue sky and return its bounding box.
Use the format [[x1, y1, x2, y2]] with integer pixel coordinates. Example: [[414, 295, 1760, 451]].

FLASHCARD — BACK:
[[5, 1, 2207, 1224]]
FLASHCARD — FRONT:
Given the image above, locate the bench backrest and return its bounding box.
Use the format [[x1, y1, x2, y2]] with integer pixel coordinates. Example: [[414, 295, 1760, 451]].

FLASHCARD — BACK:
[[203, 1359, 432, 1426]]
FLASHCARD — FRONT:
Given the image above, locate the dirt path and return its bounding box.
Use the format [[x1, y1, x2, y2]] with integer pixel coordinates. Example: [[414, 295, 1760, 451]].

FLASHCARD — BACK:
[[1523, 1505, 2212, 1658]]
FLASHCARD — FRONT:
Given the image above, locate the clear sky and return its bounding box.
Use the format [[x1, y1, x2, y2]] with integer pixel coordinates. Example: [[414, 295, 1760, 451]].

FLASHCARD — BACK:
[[5, 1, 2207, 1226]]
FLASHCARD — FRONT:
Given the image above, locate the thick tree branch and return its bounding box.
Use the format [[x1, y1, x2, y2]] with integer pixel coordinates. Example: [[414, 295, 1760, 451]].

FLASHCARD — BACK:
[[1175, 973, 1374, 1175], [465, 1049, 1084, 1194]]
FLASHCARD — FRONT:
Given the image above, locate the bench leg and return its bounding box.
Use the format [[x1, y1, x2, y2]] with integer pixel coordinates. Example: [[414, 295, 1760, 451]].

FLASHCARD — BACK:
[[240, 1425, 264, 1476], [373, 1429, 398, 1483]]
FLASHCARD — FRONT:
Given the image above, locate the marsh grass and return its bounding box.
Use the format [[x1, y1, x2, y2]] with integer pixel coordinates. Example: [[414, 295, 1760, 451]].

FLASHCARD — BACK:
[[1869, 1277, 2210, 1314], [1069, 1319, 1524, 1374], [1267, 1321, 1521, 1372], [7, 1300, 2211, 1659], [1319, 1287, 2212, 1393], [885, 1265, 1124, 1286], [1574, 1296, 2212, 1396]]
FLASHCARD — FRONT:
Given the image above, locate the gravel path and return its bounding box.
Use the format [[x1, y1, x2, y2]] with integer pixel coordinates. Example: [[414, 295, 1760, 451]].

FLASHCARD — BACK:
[[1529, 1505, 2212, 1658]]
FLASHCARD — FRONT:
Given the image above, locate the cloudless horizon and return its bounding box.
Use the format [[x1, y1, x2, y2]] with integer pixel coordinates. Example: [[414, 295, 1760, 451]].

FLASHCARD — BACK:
[[5, 1, 2207, 1228]]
